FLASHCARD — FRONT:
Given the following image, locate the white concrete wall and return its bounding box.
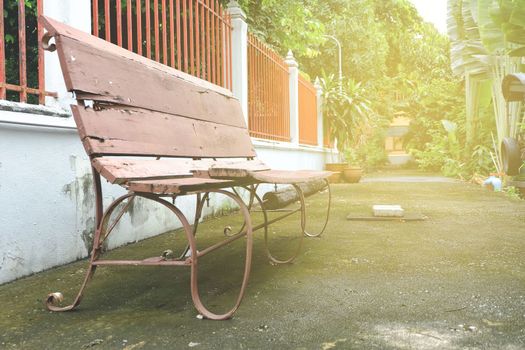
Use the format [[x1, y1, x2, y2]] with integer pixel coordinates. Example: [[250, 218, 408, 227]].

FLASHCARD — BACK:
[[253, 139, 328, 170], [0, 110, 196, 284]]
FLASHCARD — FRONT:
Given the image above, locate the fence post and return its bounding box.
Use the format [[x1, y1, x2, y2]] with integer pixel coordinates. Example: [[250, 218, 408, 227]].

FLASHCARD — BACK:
[[43, 0, 91, 109], [314, 77, 324, 147], [226, 1, 248, 122], [285, 50, 299, 145]]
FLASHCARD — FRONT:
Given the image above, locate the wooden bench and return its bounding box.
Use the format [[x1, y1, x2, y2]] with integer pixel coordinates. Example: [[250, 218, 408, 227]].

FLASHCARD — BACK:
[[41, 16, 331, 320]]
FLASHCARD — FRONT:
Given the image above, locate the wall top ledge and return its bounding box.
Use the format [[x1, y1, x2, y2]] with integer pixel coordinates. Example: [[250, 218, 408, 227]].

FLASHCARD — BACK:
[[0, 100, 71, 118], [0, 103, 75, 130], [252, 138, 335, 154]]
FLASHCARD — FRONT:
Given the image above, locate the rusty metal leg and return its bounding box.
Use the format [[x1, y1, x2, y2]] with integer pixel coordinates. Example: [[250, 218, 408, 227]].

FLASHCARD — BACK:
[[232, 184, 258, 211], [140, 191, 253, 320], [45, 168, 135, 311], [177, 192, 208, 260], [303, 179, 331, 238], [256, 184, 304, 265], [225, 184, 258, 237], [267, 184, 304, 264], [189, 189, 253, 320]]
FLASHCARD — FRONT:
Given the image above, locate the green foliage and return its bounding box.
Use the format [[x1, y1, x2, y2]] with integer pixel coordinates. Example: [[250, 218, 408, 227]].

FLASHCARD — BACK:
[[479, 0, 525, 54], [236, 0, 325, 58], [503, 185, 522, 200], [405, 78, 495, 178], [319, 71, 389, 167], [319, 73, 371, 150], [448, 0, 524, 175], [235, 0, 467, 173]]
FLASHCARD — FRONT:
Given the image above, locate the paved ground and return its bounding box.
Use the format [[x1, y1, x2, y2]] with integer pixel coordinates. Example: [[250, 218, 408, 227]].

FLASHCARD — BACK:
[[1, 172, 524, 349], [361, 170, 459, 183]]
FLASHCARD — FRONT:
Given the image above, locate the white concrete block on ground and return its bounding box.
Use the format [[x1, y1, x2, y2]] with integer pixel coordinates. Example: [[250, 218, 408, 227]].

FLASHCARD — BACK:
[[373, 205, 404, 217]]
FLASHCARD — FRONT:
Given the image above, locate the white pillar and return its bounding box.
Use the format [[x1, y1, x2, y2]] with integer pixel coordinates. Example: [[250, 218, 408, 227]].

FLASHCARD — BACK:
[[227, 1, 248, 123], [314, 77, 324, 147], [43, 0, 91, 110], [285, 50, 299, 145]]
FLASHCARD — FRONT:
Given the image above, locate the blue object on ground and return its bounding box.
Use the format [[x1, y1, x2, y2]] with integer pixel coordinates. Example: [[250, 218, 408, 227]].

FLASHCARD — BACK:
[[483, 176, 502, 191]]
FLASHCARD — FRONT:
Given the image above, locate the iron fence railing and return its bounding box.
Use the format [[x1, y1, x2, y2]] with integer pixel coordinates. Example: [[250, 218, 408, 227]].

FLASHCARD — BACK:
[[298, 74, 317, 146], [0, 0, 56, 104], [247, 33, 290, 142], [92, 0, 232, 90]]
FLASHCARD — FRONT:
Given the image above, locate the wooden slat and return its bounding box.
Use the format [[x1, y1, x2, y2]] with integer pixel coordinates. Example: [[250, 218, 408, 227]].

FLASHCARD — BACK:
[[92, 158, 195, 184], [248, 170, 331, 184], [72, 105, 256, 158], [128, 177, 234, 194], [204, 160, 271, 178], [206, 168, 331, 184], [41, 17, 245, 129], [59, 35, 245, 128], [93, 157, 268, 184]]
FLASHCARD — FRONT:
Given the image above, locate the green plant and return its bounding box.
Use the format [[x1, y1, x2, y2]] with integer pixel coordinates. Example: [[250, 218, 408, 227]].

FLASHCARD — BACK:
[[503, 186, 522, 200], [448, 0, 525, 173], [319, 72, 372, 157]]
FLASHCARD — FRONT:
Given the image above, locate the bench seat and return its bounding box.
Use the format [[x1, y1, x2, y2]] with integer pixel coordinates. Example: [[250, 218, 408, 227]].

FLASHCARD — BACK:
[[92, 157, 269, 184], [127, 177, 236, 194], [205, 168, 332, 184]]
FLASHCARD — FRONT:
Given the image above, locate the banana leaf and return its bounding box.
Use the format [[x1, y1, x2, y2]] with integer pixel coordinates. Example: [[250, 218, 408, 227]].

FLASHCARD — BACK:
[[477, 0, 506, 53]]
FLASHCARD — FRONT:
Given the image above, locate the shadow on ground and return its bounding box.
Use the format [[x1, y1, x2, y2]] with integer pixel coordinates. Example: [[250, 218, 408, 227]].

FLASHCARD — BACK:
[[1, 172, 524, 349]]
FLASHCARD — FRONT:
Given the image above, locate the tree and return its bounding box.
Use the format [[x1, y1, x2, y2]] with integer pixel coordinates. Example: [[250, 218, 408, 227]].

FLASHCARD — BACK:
[[448, 0, 525, 172], [235, 0, 325, 58]]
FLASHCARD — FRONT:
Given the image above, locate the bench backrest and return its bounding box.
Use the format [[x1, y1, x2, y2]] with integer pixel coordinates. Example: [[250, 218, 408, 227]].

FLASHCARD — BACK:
[[42, 16, 256, 159]]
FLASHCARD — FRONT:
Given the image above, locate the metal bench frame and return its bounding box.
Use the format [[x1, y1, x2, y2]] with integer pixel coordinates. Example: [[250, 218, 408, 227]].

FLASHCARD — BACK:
[[41, 16, 331, 320]]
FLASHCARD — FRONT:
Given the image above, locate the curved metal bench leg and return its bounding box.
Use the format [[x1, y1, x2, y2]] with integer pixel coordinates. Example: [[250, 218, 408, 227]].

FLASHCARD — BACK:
[[108, 193, 249, 320], [224, 184, 258, 237], [46, 188, 253, 320], [177, 192, 208, 260], [45, 193, 135, 311], [139, 192, 253, 320], [189, 189, 254, 320], [303, 179, 331, 238], [258, 184, 304, 265]]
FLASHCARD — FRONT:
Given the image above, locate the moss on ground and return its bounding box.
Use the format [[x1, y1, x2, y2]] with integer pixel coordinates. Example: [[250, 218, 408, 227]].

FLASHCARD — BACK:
[[1, 174, 524, 349]]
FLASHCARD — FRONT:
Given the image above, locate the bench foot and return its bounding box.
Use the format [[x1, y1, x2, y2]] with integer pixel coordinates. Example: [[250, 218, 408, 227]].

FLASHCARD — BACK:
[[44, 265, 97, 312], [44, 193, 136, 312]]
